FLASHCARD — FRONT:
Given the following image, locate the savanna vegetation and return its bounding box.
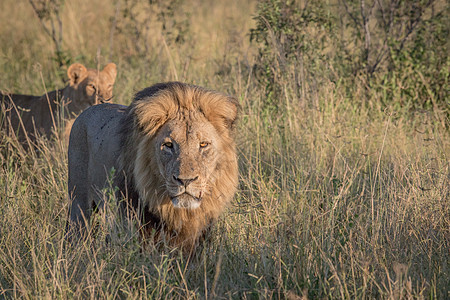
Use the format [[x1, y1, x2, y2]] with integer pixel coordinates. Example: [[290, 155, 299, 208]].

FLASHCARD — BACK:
[[0, 0, 448, 298]]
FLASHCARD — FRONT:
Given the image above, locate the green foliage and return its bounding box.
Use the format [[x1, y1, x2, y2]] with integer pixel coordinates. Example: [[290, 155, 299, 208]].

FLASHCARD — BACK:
[[250, 0, 335, 107], [250, 0, 449, 113], [373, 8, 449, 112]]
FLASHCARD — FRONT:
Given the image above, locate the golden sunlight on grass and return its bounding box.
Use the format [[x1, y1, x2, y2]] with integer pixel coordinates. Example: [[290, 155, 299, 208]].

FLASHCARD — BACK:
[[0, 0, 448, 298]]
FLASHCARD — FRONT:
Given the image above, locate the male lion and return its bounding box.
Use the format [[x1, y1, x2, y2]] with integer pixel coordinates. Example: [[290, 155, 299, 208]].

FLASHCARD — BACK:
[[67, 82, 239, 251], [1, 62, 117, 148]]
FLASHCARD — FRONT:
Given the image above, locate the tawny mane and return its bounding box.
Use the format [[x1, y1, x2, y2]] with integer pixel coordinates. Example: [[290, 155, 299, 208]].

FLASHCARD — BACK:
[[117, 82, 239, 249]]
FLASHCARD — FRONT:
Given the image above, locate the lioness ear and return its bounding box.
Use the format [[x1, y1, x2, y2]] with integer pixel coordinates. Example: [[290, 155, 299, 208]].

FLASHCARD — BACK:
[[102, 63, 117, 83], [67, 63, 88, 85]]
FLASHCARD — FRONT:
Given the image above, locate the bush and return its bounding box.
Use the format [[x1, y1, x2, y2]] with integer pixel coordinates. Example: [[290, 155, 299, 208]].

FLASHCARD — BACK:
[[250, 0, 449, 114]]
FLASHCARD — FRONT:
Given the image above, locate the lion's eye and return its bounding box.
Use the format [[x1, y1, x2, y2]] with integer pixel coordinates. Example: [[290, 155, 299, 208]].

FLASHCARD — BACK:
[[199, 142, 209, 148], [163, 142, 173, 149]]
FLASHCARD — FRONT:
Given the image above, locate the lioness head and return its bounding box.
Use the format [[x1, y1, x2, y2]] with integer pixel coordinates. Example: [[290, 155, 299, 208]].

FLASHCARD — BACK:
[[128, 82, 239, 211], [64, 62, 117, 114]]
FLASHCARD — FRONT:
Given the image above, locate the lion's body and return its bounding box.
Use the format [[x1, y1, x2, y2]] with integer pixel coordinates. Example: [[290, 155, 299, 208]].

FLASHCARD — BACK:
[[67, 82, 239, 250], [1, 63, 116, 147]]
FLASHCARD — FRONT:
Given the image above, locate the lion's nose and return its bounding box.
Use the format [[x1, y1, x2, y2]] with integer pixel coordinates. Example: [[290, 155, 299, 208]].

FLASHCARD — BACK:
[[173, 175, 198, 187]]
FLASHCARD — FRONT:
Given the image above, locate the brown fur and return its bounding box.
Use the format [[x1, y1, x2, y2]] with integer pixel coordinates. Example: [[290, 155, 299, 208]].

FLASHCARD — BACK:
[[119, 82, 240, 249], [67, 82, 239, 252], [1, 62, 116, 148]]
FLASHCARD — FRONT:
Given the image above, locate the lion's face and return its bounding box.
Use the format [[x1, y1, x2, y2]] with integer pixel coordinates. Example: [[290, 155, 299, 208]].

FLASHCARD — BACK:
[[129, 82, 239, 218], [81, 69, 115, 105], [65, 63, 117, 114], [154, 113, 221, 209]]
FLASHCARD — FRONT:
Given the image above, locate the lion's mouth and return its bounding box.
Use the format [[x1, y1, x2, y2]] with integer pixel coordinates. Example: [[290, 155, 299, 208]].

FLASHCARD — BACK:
[[171, 192, 202, 209]]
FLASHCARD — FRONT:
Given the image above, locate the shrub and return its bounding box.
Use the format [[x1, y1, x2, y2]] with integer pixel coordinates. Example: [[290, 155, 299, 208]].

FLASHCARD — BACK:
[[250, 0, 448, 113]]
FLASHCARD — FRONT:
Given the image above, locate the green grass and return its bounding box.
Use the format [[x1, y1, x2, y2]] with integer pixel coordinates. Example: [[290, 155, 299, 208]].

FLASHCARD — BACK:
[[1, 0, 449, 298]]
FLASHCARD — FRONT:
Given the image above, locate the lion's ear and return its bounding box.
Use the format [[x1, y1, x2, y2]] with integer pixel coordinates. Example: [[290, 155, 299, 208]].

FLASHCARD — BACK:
[[133, 100, 172, 136], [67, 63, 88, 85], [202, 95, 240, 132], [102, 63, 117, 83]]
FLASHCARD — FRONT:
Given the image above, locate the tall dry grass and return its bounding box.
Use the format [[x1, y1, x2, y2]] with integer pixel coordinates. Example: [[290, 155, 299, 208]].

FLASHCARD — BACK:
[[0, 0, 448, 298]]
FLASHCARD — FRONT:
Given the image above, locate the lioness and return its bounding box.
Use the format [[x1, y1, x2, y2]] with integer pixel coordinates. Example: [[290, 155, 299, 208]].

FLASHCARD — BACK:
[[67, 82, 239, 251], [1, 62, 117, 147]]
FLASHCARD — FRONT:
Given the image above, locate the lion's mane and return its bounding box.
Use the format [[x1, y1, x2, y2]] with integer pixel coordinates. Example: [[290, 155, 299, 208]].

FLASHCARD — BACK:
[[117, 82, 239, 249]]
